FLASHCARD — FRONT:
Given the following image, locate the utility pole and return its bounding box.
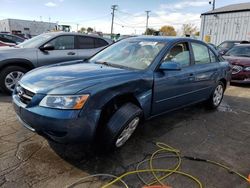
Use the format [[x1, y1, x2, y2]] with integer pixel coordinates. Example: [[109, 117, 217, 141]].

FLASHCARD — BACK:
[[76, 24, 79, 32], [111, 5, 118, 37], [209, 0, 215, 10], [145, 10, 150, 35]]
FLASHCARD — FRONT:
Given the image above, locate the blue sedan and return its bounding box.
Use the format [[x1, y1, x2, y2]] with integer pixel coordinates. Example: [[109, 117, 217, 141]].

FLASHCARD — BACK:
[[13, 36, 231, 150]]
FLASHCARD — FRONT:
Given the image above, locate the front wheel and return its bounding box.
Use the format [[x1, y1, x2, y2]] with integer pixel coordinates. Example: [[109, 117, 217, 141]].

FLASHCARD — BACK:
[[206, 81, 225, 109], [102, 103, 143, 150], [0, 66, 28, 94]]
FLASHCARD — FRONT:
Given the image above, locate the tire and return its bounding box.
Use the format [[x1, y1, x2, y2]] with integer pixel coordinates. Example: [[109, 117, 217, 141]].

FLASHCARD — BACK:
[[206, 81, 225, 109], [101, 103, 143, 150], [0, 66, 28, 94]]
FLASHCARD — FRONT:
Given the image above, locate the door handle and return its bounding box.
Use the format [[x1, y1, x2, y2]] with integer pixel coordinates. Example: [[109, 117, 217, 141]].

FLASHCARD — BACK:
[[188, 73, 195, 81], [67, 52, 76, 55]]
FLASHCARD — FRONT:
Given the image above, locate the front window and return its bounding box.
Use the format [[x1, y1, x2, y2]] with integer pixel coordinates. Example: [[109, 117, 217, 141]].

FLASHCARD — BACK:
[[47, 35, 75, 50], [163, 42, 190, 67], [89, 40, 165, 70], [225, 46, 250, 57], [17, 34, 54, 48]]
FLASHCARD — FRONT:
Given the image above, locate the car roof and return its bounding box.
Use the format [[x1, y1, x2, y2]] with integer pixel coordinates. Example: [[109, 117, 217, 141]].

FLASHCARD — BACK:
[[126, 36, 203, 43], [43, 32, 112, 43]]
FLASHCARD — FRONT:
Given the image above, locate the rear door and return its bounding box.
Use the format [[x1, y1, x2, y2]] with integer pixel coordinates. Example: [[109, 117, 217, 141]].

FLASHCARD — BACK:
[[37, 35, 79, 66], [76, 36, 108, 60], [152, 41, 197, 115], [190, 42, 220, 100]]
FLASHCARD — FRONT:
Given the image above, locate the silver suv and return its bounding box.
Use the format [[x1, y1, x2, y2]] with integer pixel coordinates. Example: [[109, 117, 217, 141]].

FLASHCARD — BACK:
[[0, 32, 112, 94]]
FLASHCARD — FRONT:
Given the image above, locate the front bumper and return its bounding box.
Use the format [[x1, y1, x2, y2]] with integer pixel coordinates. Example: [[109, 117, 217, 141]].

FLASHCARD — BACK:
[[13, 94, 100, 144], [231, 71, 250, 84]]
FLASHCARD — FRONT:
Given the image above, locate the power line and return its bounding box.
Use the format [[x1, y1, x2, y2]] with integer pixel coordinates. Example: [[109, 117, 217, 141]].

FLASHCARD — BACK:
[[116, 10, 144, 17], [111, 5, 118, 35]]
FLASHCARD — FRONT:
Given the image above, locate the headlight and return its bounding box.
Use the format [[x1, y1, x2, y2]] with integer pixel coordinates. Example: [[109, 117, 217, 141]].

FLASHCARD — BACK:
[[245, 67, 250, 71], [39, 94, 89, 109]]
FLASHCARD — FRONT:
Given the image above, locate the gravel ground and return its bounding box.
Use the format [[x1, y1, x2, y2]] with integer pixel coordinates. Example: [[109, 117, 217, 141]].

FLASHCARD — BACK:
[[0, 85, 249, 188]]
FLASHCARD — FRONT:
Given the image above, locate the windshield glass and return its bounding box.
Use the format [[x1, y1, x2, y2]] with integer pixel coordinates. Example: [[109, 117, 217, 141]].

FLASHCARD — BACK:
[[89, 39, 165, 70], [17, 33, 53, 48], [218, 41, 237, 50], [225, 46, 250, 57]]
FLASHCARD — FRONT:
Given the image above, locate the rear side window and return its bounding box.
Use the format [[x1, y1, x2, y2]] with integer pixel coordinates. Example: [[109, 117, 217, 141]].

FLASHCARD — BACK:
[[191, 43, 210, 64], [77, 36, 95, 49], [95, 38, 108, 48], [163, 42, 190, 67]]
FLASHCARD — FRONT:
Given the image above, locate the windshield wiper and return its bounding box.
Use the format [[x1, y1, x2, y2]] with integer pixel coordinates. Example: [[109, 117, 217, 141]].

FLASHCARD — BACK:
[[95, 61, 131, 69], [95, 61, 111, 66]]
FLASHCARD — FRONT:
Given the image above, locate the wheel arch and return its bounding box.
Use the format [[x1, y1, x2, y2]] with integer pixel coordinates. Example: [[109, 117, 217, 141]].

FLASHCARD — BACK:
[[219, 78, 227, 90], [0, 59, 34, 72], [95, 92, 144, 137]]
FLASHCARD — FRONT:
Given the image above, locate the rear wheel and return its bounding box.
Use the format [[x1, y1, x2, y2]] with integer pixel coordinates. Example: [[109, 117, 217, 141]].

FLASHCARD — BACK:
[[101, 103, 143, 150], [206, 81, 225, 109], [0, 66, 28, 94]]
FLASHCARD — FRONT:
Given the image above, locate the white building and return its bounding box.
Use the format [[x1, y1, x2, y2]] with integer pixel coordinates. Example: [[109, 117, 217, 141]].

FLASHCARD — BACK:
[[200, 2, 250, 45], [0, 19, 57, 36]]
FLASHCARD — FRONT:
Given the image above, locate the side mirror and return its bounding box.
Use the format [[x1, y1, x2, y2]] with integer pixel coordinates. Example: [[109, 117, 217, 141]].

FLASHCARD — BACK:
[[40, 43, 55, 51], [159, 61, 181, 71]]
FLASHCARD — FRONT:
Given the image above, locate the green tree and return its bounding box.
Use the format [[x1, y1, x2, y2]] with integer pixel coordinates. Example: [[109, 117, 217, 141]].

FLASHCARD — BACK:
[[182, 23, 198, 36], [78, 27, 86, 33], [160, 25, 177, 36], [87, 27, 94, 33], [144, 28, 157, 35]]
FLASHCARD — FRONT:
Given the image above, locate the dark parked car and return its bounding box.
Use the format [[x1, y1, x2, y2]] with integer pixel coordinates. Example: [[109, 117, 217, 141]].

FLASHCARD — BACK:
[[0, 32, 112, 94], [217, 40, 249, 55], [223, 44, 250, 83], [0, 36, 19, 47], [13, 37, 231, 149], [0, 33, 25, 44]]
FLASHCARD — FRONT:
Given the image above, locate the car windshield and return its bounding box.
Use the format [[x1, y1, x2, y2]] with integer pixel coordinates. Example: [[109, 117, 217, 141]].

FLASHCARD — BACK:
[[17, 34, 53, 48], [218, 41, 237, 50], [225, 46, 250, 57], [89, 39, 165, 70]]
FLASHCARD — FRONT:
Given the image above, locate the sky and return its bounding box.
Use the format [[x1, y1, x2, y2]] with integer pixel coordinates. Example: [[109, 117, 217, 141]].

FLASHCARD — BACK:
[[0, 0, 250, 35]]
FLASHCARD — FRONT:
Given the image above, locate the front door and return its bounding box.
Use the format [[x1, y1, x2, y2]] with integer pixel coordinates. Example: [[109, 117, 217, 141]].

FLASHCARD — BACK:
[[37, 35, 78, 66], [152, 42, 196, 115]]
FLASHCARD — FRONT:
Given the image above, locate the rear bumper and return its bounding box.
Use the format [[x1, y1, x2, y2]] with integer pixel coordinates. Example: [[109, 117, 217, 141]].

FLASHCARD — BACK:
[[13, 94, 101, 144]]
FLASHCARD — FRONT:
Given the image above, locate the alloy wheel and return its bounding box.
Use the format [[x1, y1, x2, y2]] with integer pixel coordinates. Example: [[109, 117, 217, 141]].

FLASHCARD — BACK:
[[213, 84, 223, 106], [115, 117, 140, 148], [5, 71, 24, 92]]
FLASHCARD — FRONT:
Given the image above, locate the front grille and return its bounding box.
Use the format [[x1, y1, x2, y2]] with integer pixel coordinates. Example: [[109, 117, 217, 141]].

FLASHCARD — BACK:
[[232, 65, 242, 75], [16, 85, 35, 105]]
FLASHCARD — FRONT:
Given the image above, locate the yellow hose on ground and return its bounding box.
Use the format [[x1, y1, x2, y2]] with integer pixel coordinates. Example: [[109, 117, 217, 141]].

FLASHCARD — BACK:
[[101, 142, 249, 188]]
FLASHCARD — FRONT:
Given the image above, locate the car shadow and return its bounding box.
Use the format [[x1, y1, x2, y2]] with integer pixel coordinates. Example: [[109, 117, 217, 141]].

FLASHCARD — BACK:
[[48, 103, 212, 175], [230, 82, 250, 88], [0, 92, 12, 103]]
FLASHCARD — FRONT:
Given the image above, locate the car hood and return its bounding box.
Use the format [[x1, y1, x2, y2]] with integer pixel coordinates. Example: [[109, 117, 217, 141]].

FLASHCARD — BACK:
[[19, 60, 138, 94], [223, 56, 250, 67]]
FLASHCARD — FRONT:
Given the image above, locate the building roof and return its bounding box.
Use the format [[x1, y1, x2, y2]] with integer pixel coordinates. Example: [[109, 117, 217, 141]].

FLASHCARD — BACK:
[[201, 2, 250, 15]]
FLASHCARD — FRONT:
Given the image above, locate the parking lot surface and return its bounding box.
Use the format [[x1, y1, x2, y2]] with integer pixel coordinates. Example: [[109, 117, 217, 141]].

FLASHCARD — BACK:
[[0, 85, 249, 188]]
